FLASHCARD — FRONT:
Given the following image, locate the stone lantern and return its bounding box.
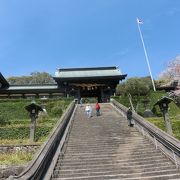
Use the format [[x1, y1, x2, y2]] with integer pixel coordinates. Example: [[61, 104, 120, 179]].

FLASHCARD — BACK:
[[154, 96, 173, 135], [142, 99, 150, 110], [25, 101, 43, 142], [142, 99, 155, 117]]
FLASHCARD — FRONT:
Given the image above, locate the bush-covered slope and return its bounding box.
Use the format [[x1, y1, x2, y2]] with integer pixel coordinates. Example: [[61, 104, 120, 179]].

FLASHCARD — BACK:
[[0, 98, 72, 144]]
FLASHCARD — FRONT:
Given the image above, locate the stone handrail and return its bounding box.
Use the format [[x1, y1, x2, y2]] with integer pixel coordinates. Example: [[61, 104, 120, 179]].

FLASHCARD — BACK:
[[8, 101, 75, 180], [111, 99, 180, 168]]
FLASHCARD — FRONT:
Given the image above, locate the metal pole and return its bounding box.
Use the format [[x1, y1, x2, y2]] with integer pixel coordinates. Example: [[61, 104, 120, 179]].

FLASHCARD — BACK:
[[128, 93, 135, 112], [136, 18, 156, 91]]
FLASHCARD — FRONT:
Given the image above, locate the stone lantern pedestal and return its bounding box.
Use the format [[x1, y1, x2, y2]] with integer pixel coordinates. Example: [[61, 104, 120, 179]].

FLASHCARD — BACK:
[[154, 96, 173, 135], [25, 101, 43, 142]]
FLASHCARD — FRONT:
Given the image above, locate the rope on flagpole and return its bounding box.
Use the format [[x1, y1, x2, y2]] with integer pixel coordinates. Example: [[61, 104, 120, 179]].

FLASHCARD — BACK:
[[136, 18, 156, 92]]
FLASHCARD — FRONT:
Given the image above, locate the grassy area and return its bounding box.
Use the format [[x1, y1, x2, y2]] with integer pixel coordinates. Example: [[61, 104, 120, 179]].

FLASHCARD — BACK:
[[146, 117, 180, 140], [0, 152, 34, 165]]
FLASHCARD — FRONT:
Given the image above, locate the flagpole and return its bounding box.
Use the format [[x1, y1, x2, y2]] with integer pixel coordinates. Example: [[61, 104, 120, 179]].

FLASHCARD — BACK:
[[136, 18, 156, 91]]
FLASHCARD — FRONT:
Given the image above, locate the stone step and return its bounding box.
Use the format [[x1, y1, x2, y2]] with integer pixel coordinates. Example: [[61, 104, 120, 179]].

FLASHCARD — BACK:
[[57, 159, 171, 170], [59, 151, 163, 161], [67, 138, 148, 145], [64, 146, 154, 153], [53, 169, 180, 178], [64, 146, 156, 154], [65, 142, 155, 149], [53, 164, 176, 176], [57, 154, 166, 165], [67, 138, 145, 142], [61, 149, 161, 158], [65, 142, 152, 148], [56, 161, 174, 171], [51, 171, 180, 180], [67, 139, 150, 145]]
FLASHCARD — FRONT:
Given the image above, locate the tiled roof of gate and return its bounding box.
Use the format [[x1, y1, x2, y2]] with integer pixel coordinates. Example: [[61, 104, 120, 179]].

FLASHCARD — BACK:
[[8, 84, 58, 90], [55, 66, 124, 78]]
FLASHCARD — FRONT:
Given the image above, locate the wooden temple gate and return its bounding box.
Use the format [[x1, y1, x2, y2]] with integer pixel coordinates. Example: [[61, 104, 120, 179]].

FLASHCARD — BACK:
[[0, 67, 127, 102]]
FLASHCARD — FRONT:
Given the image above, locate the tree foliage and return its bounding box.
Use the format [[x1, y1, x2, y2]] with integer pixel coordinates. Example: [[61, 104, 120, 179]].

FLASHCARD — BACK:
[[116, 76, 152, 97], [7, 72, 55, 85]]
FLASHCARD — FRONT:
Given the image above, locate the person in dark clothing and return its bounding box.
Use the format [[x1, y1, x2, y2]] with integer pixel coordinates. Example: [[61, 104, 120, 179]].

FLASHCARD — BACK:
[[80, 98, 83, 107], [127, 107, 133, 127]]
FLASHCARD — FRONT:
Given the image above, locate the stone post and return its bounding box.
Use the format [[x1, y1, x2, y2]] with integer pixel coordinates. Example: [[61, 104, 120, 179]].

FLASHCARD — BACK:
[[25, 102, 43, 142], [163, 109, 173, 135], [30, 114, 36, 142]]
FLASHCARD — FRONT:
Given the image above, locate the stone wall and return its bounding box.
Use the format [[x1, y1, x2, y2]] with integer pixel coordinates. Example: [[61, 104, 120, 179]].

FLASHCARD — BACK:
[[0, 144, 40, 153], [0, 144, 40, 179], [0, 165, 26, 180]]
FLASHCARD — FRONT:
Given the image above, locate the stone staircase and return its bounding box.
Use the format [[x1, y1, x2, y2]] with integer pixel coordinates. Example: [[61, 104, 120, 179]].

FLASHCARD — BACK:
[[51, 103, 180, 180]]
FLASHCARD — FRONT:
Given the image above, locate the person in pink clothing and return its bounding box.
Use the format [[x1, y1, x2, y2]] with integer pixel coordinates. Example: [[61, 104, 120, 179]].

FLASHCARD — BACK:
[[95, 102, 100, 116]]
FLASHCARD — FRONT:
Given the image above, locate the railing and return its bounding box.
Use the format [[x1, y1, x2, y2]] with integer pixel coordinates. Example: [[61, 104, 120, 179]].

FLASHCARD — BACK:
[[8, 101, 75, 180], [43, 104, 77, 180], [111, 99, 180, 168]]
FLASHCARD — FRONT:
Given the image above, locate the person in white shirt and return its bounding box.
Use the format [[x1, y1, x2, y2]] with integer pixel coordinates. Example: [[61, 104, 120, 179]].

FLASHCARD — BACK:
[[85, 104, 92, 118]]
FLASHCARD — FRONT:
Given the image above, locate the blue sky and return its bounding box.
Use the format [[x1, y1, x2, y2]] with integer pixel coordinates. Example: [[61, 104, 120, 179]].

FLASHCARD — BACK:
[[0, 0, 180, 80]]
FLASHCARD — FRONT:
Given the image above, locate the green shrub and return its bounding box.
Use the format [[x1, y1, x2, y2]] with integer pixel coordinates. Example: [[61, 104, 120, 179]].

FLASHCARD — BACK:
[[0, 126, 53, 141], [35, 126, 52, 141], [0, 98, 72, 144], [50, 106, 63, 117], [152, 106, 162, 117], [0, 100, 29, 120], [0, 127, 29, 139], [0, 114, 10, 126], [37, 114, 50, 123]]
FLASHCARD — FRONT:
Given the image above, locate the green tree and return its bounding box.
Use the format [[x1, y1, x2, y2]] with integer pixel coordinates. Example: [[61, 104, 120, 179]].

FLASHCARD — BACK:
[[116, 77, 152, 112], [116, 82, 126, 96], [7, 72, 55, 85], [30, 72, 55, 84], [116, 77, 152, 97]]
